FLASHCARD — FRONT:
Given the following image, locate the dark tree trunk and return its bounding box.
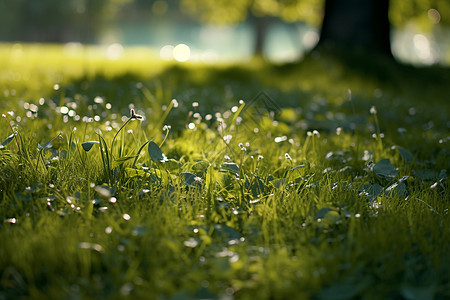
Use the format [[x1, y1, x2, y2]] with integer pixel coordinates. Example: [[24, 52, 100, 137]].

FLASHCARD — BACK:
[[252, 16, 271, 57], [317, 0, 392, 57]]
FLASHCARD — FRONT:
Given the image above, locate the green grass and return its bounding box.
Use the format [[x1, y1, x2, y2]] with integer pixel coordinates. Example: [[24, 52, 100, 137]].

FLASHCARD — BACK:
[[0, 43, 449, 299]]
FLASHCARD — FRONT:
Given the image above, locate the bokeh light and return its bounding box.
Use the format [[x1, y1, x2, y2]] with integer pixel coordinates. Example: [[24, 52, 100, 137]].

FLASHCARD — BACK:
[[413, 34, 434, 64], [427, 9, 441, 25], [173, 44, 191, 62], [160, 45, 174, 60], [106, 43, 124, 60]]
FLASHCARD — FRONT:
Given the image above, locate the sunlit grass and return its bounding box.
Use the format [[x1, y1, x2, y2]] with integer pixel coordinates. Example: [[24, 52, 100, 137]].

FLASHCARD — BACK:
[[0, 44, 449, 299]]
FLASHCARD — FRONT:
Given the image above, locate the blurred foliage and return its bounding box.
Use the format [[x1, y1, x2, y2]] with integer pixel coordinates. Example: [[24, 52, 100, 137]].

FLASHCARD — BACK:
[[181, 0, 448, 31], [0, 0, 448, 43], [390, 0, 450, 30], [0, 0, 131, 42], [181, 0, 324, 25]]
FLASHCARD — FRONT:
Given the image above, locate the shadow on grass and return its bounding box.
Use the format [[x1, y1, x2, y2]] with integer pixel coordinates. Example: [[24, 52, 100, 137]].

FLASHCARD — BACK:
[[57, 54, 449, 138]]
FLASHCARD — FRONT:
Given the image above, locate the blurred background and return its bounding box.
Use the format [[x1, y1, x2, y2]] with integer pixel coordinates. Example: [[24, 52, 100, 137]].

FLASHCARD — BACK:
[[0, 0, 448, 65]]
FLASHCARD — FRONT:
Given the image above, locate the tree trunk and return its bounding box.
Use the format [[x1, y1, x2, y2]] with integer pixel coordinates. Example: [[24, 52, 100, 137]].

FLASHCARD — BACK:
[[252, 16, 271, 58], [317, 0, 392, 57]]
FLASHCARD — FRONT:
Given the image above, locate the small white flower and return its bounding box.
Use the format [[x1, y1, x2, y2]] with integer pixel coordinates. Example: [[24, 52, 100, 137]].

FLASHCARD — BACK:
[[94, 96, 104, 104], [370, 106, 377, 114], [130, 108, 143, 120], [160, 154, 169, 163], [258, 155, 264, 160], [223, 134, 232, 144], [285, 153, 292, 160], [336, 127, 342, 135], [312, 130, 320, 137], [238, 143, 246, 151]]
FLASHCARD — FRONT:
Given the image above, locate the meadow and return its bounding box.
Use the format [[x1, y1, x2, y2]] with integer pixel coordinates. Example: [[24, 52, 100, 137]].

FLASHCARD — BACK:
[[0, 44, 449, 299]]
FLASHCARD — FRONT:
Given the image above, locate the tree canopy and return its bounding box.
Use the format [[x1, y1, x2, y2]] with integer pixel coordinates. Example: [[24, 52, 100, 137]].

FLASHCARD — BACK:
[[181, 0, 323, 25], [0, 0, 448, 44], [180, 0, 449, 30]]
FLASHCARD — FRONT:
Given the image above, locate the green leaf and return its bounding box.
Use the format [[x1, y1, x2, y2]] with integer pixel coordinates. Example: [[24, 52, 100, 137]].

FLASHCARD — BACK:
[[385, 176, 408, 198], [148, 141, 167, 162], [401, 285, 436, 300], [289, 165, 305, 172], [192, 161, 210, 173], [360, 184, 383, 202], [125, 167, 147, 178], [396, 146, 413, 163], [251, 176, 265, 197], [1, 133, 15, 148], [288, 164, 305, 180], [221, 162, 240, 174], [215, 172, 235, 189], [315, 208, 335, 219], [138, 189, 151, 196], [162, 159, 180, 173], [413, 169, 438, 181], [37, 143, 52, 152], [373, 159, 399, 180], [81, 141, 99, 152], [112, 155, 137, 169], [180, 172, 201, 186], [273, 178, 286, 189], [212, 224, 242, 242]]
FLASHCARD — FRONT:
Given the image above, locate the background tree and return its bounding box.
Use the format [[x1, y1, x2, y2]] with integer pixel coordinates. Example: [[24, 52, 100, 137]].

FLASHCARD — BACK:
[[0, 0, 447, 61], [180, 0, 449, 59], [316, 0, 449, 58], [316, 0, 392, 57], [180, 0, 323, 57]]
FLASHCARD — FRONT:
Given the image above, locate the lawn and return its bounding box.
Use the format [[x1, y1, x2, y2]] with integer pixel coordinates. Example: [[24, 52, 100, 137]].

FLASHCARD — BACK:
[[0, 44, 449, 299]]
